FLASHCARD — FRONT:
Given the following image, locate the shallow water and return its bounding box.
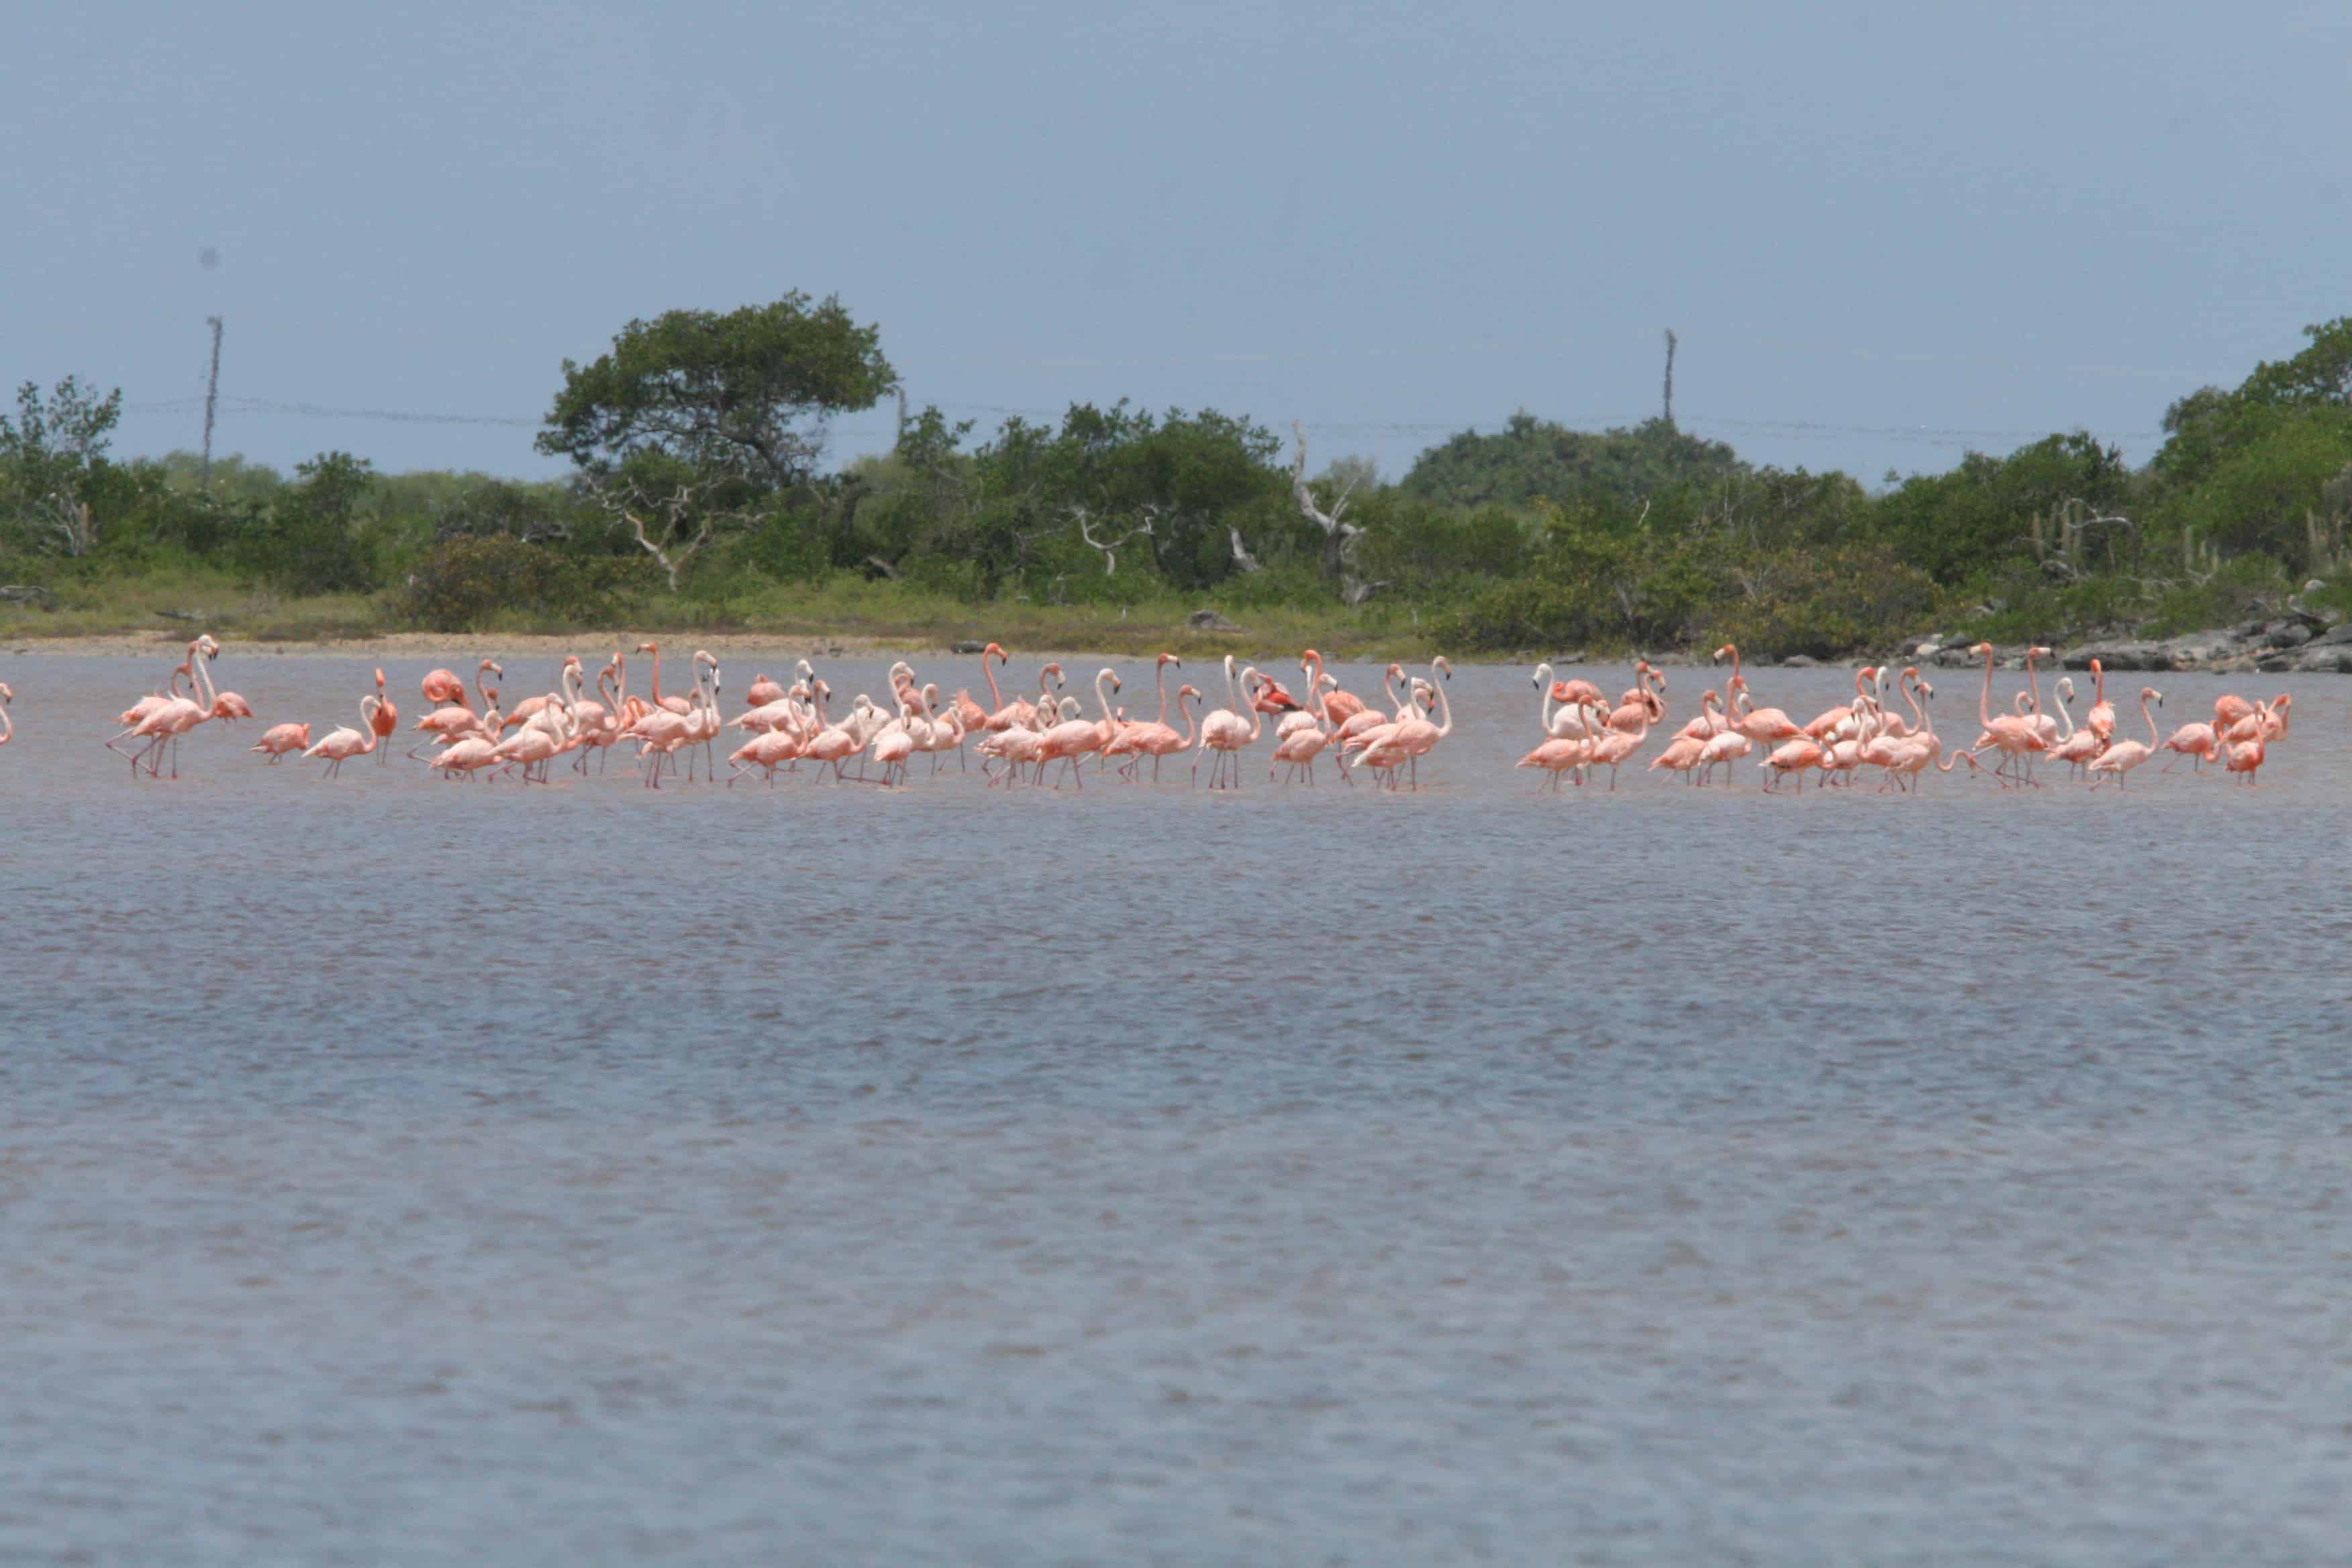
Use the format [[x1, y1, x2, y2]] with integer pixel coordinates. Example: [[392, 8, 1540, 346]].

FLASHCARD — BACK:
[[4, 649, 2349, 1564]]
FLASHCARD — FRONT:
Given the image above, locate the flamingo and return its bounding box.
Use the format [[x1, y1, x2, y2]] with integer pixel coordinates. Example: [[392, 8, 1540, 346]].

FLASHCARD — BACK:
[[1965, 640, 2047, 785], [369, 669, 398, 763], [2159, 718, 2221, 772], [248, 722, 311, 762], [0, 682, 11, 745], [1108, 683, 1199, 782], [1801, 667, 1877, 741], [1759, 734, 1827, 791], [109, 660, 193, 758], [426, 734, 500, 780], [1694, 727, 1753, 786], [870, 697, 920, 787], [2045, 677, 2104, 779], [2224, 712, 2269, 785], [1530, 663, 1606, 739], [2212, 692, 2257, 734], [1587, 691, 1654, 789], [124, 644, 239, 778], [1299, 649, 1373, 732], [301, 694, 386, 777], [1647, 731, 1707, 784], [2222, 693, 2292, 746], [491, 660, 585, 783], [637, 640, 694, 716], [1193, 656, 1264, 789], [2084, 658, 2115, 742], [744, 672, 787, 709], [407, 660, 502, 756], [1035, 669, 1120, 788], [2085, 687, 2162, 789], [420, 667, 468, 706]]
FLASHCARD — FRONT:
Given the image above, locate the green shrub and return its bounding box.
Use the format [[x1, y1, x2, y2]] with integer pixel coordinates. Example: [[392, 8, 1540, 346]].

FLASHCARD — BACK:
[[405, 535, 634, 631]]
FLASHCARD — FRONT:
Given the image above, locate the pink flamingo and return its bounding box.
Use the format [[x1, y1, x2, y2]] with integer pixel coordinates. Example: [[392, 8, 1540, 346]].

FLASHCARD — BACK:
[[124, 647, 239, 777], [407, 660, 503, 756], [2222, 693, 2292, 745], [426, 734, 500, 780], [1531, 663, 1609, 739], [1800, 667, 1877, 742], [300, 693, 386, 777], [2213, 692, 2257, 734], [636, 640, 693, 716], [1193, 656, 1264, 789], [2084, 658, 2116, 742], [369, 669, 398, 763], [744, 672, 787, 708], [2085, 687, 2163, 789], [1300, 648, 1373, 732], [1523, 726, 1600, 790], [1585, 692, 1651, 789], [2224, 712, 2268, 785], [1694, 727, 1753, 786], [1759, 734, 1826, 791], [420, 667, 467, 706], [2044, 678, 2104, 779], [1034, 669, 1119, 788], [2159, 718, 2220, 771], [1108, 683, 1199, 782], [1647, 731, 1706, 783], [1715, 646, 1804, 751], [1965, 641, 2047, 785], [249, 721, 311, 761], [0, 682, 12, 744]]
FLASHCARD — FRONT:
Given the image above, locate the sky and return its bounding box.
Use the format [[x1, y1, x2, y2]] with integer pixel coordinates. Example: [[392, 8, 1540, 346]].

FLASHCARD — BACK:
[[8, 1, 2349, 487]]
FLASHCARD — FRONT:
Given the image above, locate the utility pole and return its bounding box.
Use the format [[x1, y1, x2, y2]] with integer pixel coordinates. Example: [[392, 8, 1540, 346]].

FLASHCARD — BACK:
[[199, 316, 225, 485], [1661, 328, 1677, 428]]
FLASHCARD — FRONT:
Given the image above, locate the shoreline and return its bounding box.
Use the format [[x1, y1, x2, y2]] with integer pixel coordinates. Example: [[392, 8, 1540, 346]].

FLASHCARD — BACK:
[[3, 624, 2342, 676]]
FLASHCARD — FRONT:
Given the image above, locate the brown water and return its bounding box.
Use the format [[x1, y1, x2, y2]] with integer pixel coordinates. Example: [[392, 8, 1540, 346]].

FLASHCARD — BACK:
[[4, 650, 2349, 1563]]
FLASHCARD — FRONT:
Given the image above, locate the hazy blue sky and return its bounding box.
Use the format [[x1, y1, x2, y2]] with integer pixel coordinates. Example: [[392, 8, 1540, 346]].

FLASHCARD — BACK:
[[9, 1, 2349, 485]]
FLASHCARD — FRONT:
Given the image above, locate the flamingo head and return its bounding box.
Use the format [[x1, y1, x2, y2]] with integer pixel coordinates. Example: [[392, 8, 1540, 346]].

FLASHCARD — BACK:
[[2028, 646, 2052, 661], [1159, 651, 1179, 669], [1712, 644, 1734, 665], [481, 659, 505, 677], [374, 667, 385, 689], [1972, 641, 1995, 656], [2147, 687, 2163, 707], [1177, 683, 1199, 700], [1043, 662, 1065, 685]]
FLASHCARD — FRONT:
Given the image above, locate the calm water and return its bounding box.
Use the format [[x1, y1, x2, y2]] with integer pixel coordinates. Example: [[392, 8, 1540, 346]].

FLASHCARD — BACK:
[[4, 650, 2349, 1565]]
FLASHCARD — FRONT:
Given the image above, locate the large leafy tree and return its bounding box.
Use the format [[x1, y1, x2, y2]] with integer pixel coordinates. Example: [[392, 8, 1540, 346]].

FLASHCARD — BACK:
[[1, 377, 123, 555], [1399, 413, 1748, 510], [536, 295, 895, 490]]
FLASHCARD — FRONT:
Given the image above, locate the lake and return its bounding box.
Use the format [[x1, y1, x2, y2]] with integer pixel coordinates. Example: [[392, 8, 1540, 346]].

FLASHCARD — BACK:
[[3, 647, 2347, 1563]]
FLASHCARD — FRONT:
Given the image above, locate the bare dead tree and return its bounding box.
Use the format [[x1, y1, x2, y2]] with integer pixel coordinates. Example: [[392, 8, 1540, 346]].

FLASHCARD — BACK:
[[595, 479, 751, 591], [1290, 420, 1371, 595], [1228, 527, 1262, 575], [1070, 503, 1161, 575], [36, 494, 97, 557]]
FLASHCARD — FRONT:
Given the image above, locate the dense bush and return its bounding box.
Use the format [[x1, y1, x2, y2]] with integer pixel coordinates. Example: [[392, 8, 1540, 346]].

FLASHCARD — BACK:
[[406, 535, 636, 631]]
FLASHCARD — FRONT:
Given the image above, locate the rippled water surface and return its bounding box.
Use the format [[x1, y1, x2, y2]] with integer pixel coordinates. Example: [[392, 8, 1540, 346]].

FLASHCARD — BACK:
[[5, 649, 2351, 1564]]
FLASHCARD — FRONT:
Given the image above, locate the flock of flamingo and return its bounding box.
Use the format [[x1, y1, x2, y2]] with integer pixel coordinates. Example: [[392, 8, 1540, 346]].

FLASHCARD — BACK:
[[52, 635, 2294, 791], [1535, 642, 2287, 790]]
